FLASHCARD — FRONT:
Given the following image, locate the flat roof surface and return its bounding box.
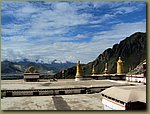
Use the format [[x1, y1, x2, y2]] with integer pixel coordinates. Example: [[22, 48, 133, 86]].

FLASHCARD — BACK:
[[1, 79, 145, 110], [119, 85, 146, 91], [1, 93, 103, 110], [1, 79, 139, 90], [101, 85, 146, 103]]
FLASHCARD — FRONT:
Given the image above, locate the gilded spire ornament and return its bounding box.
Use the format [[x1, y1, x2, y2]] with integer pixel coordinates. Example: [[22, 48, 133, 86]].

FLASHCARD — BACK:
[[103, 63, 109, 76], [92, 65, 96, 75], [75, 61, 82, 78], [75, 61, 83, 81], [117, 57, 124, 75]]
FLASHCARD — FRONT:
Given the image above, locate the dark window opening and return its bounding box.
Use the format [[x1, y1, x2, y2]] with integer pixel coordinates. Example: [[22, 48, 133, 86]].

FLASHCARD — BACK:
[[80, 90, 86, 94], [59, 91, 65, 95], [6, 92, 12, 97], [33, 91, 39, 96]]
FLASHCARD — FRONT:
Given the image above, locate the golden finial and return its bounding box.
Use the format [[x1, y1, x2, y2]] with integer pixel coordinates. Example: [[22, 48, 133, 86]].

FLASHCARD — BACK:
[[104, 63, 108, 74], [92, 65, 96, 75], [105, 63, 108, 71], [25, 66, 38, 73], [118, 57, 123, 63], [76, 61, 82, 77], [117, 57, 124, 75]]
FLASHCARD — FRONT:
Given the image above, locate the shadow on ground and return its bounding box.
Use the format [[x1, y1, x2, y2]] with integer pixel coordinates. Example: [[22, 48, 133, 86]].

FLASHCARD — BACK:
[[52, 95, 71, 110]]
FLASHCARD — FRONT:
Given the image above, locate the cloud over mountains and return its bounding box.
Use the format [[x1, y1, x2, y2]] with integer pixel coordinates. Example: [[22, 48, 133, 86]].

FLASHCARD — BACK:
[[2, 1, 146, 63]]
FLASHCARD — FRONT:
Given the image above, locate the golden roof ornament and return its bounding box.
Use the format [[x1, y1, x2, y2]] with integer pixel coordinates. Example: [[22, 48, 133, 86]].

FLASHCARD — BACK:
[[75, 61, 82, 77], [25, 66, 39, 73], [117, 57, 124, 75], [103, 63, 109, 75], [118, 57, 123, 63], [92, 65, 96, 75]]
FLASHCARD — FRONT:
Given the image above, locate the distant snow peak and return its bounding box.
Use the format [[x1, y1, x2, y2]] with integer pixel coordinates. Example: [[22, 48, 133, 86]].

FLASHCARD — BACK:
[[51, 59, 63, 64], [2, 57, 74, 64]]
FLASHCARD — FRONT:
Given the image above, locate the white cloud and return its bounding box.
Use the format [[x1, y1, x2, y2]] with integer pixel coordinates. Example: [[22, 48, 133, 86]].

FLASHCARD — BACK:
[[2, 1, 92, 43], [2, 49, 25, 61], [2, 23, 31, 36], [92, 20, 146, 49], [2, 40, 99, 63], [114, 6, 139, 15], [2, 2, 146, 64], [90, 14, 114, 24], [2, 36, 27, 42], [75, 34, 87, 39], [18, 4, 38, 14]]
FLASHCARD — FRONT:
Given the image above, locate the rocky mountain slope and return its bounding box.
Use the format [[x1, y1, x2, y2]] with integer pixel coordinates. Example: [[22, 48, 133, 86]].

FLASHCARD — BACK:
[[128, 59, 146, 75], [83, 32, 146, 75]]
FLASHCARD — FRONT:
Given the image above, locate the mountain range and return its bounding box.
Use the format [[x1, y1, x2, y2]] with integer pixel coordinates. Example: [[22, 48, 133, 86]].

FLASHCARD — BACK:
[[1, 60, 75, 74]]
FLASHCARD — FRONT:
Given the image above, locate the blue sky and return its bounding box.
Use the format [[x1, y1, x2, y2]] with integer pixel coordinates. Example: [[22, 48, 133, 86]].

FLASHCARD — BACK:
[[2, 1, 146, 63]]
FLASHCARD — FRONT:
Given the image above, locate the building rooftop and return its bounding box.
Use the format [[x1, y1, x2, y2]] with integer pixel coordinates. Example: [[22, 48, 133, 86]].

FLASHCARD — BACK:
[[1, 93, 104, 110], [1, 79, 146, 110], [1, 79, 139, 90], [101, 85, 146, 103]]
